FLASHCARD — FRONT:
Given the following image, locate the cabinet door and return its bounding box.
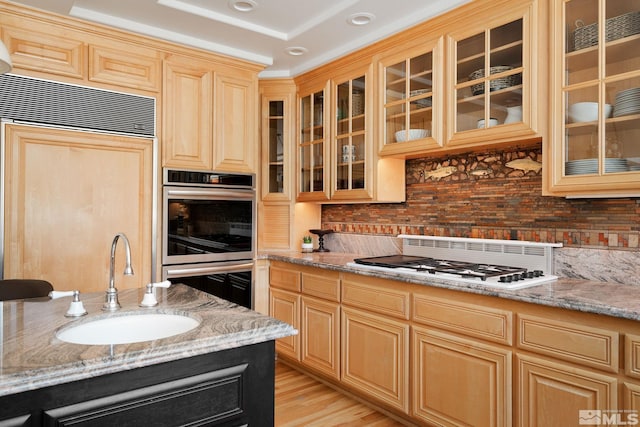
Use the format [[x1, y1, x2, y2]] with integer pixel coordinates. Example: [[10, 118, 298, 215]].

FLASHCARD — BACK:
[[341, 306, 409, 413], [270, 288, 300, 361], [378, 36, 444, 157], [517, 354, 617, 427], [2, 23, 85, 80], [301, 296, 340, 380], [412, 326, 512, 427], [331, 72, 372, 200], [88, 43, 161, 92], [213, 71, 257, 173], [297, 84, 330, 202], [3, 124, 153, 293], [162, 57, 213, 170], [546, 0, 640, 197], [447, 4, 539, 149]]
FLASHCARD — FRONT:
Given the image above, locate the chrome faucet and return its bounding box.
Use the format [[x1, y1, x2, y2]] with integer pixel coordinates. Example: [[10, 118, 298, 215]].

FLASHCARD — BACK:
[[103, 233, 134, 311]]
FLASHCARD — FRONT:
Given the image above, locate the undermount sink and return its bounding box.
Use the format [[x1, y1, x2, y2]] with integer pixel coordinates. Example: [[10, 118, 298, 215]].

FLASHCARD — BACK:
[[56, 313, 200, 345]]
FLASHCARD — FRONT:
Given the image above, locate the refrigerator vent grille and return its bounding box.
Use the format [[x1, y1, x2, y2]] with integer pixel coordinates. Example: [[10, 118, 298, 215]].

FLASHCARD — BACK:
[[0, 74, 155, 136]]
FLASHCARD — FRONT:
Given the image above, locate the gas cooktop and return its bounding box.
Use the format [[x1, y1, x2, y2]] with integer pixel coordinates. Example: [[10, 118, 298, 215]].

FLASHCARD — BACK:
[[349, 255, 556, 289]]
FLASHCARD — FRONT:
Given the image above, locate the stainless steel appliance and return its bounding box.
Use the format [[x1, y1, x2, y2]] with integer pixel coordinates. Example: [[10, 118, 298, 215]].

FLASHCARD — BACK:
[[349, 235, 562, 290], [161, 169, 255, 308]]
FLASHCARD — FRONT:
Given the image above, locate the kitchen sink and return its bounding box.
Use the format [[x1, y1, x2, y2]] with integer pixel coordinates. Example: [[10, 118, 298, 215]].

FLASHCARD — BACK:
[[56, 312, 200, 345]]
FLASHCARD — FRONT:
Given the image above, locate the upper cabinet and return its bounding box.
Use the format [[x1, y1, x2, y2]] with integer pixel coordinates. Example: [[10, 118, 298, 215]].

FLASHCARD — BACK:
[[162, 55, 260, 173], [545, 0, 640, 197], [378, 37, 444, 157], [297, 82, 331, 202], [446, 2, 542, 149]]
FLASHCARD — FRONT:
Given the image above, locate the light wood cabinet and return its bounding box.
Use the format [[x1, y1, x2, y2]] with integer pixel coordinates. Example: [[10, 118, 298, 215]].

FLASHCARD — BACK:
[[301, 295, 340, 380], [445, 0, 543, 150], [269, 288, 300, 361], [213, 69, 258, 173], [412, 326, 512, 426], [268, 261, 640, 426], [88, 42, 161, 93], [378, 35, 445, 156], [545, 0, 640, 197], [162, 55, 214, 170], [341, 306, 409, 413], [3, 124, 154, 293], [516, 354, 617, 427]]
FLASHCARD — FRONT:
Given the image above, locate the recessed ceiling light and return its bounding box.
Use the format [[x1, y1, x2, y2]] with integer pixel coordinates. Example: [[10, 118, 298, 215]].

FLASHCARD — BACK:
[[229, 0, 257, 13], [347, 12, 375, 26], [285, 46, 308, 56]]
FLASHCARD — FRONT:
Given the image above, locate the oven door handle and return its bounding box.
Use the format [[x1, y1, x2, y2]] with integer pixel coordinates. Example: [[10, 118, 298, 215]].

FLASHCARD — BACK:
[[165, 188, 254, 200], [164, 262, 254, 278]]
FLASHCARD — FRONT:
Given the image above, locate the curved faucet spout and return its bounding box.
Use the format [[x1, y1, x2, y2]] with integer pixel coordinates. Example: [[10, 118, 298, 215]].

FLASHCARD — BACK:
[[103, 233, 134, 311]]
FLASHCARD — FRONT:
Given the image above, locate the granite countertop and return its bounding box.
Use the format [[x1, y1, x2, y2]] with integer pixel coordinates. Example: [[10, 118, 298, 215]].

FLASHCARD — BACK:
[[0, 284, 296, 397], [262, 251, 640, 322]]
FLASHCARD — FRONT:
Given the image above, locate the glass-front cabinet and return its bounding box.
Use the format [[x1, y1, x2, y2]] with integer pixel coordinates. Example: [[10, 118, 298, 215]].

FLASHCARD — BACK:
[[332, 74, 371, 200], [379, 37, 444, 157], [447, 3, 540, 149], [298, 84, 330, 201], [546, 0, 640, 196]]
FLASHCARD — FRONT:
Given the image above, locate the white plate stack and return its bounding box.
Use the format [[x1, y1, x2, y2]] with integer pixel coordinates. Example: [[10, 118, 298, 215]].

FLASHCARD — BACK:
[[565, 158, 629, 175], [613, 87, 640, 117]]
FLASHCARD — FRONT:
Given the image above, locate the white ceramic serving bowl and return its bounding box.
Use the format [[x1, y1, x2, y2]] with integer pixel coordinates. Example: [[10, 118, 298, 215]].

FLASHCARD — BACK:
[[568, 102, 612, 123], [395, 129, 429, 142], [477, 118, 499, 128]]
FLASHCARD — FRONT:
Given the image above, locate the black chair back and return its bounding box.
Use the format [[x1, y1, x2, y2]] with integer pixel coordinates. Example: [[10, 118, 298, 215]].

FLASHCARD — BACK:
[[0, 279, 54, 301]]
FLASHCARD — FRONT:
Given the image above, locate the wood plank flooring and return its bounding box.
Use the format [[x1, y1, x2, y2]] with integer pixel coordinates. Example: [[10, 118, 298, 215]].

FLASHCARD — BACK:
[[275, 362, 409, 427]]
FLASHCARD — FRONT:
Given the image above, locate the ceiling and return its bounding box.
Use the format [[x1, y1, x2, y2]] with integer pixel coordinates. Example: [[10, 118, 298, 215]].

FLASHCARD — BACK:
[[8, 0, 472, 78]]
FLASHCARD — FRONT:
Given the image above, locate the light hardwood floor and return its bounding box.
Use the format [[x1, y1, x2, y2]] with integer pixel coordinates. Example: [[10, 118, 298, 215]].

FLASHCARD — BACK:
[[275, 362, 409, 427]]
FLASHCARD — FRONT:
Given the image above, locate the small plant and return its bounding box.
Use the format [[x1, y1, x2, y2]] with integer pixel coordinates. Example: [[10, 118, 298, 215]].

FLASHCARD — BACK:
[[303, 235, 313, 244]]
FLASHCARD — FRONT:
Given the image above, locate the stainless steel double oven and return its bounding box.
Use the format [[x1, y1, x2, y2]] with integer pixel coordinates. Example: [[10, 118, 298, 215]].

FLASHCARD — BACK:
[[161, 169, 255, 309]]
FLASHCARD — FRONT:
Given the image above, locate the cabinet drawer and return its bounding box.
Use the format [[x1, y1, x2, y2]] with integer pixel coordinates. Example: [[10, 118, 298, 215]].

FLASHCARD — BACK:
[[412, 294, 513, 345], [269, 264, 301, 292], [301, 270, 340, 302], [625, 334, 640, 379], [517, 314, 618, 373], [342, 274, 410, 320]]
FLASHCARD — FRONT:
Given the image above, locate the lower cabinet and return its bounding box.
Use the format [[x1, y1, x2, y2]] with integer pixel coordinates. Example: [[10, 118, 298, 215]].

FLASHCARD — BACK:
[[341, 306, 410, 413], [0, 341, 275, 426], [301, 295, 340, 380], [516, 354, 617, 427], [412, 326, 512, 426], [268, 261, 640, 426]]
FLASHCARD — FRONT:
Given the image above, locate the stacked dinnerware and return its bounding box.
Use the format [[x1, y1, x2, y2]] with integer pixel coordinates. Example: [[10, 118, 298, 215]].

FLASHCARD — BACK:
[[613, 87, 640, 117], [565, 158, 629, 175]]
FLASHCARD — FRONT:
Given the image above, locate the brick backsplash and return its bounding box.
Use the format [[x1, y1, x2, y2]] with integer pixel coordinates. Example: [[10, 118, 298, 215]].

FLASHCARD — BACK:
[[322, 144, 640, 250]]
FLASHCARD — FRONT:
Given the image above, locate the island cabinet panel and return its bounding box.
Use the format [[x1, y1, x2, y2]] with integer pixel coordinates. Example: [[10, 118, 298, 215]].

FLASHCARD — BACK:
[[341, 306, 409, 413], [517, 314, 619, 373], [516, 354, 617, 427], [412, 326, 512, 427], [43, 365, 247, 426], [0, 341, 275, 427]]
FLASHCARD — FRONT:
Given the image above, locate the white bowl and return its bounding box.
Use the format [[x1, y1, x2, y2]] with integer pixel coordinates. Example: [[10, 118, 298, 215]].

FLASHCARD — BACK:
[[477, 118, 499, 128], [395, 129, 429, 142], [568, 102, 612, 123]]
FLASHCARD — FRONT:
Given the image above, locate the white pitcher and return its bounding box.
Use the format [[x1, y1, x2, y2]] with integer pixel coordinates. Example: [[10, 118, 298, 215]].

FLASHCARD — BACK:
[[504, 105, 522, 124]]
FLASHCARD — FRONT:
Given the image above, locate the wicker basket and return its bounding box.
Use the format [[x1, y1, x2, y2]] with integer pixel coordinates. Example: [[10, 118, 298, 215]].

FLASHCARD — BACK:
[[573, 11, 640, 51], [469, 66, 521, 96]]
